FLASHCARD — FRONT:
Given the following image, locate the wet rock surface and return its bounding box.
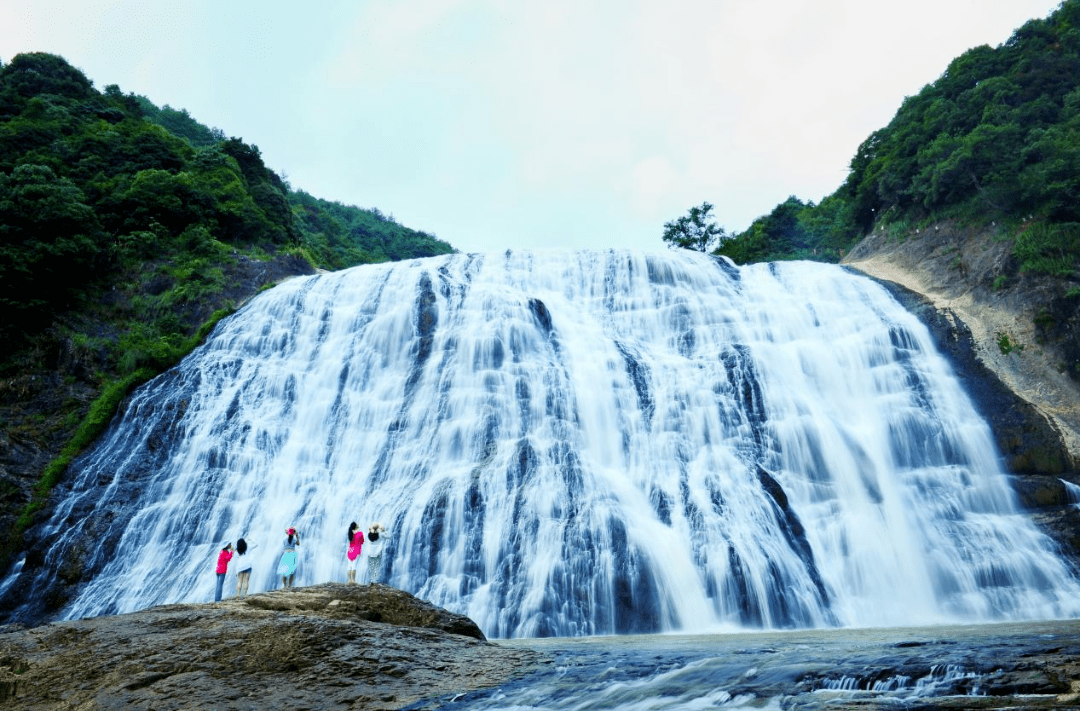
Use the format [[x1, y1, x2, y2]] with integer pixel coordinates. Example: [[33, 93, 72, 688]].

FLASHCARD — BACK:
[[0, 583, 546, 710], [0, 252, 316, 577]]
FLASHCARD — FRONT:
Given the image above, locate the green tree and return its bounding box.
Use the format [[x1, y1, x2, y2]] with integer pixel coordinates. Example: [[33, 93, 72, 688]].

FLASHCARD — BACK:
[[0, 164, 104, 342], [662, 202, 727, 252], [0, 52, 94, 103]]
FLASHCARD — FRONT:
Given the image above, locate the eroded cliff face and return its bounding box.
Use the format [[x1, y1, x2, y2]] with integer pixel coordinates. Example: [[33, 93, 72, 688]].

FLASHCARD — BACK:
[[843, 221, 1080, 558]]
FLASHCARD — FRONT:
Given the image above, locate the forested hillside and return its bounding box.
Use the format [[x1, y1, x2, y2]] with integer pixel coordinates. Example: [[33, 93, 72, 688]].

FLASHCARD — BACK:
[[716, 0, 1080, 283], [289, 190, 454, 270], [0, 52, 454, 353], [0, 52, 454, 561]]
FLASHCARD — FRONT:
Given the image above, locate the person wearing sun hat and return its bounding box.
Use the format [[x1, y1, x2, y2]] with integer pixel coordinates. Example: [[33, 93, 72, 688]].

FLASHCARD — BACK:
[[277, 526, 301, 589], [365, 522, 388, 584]]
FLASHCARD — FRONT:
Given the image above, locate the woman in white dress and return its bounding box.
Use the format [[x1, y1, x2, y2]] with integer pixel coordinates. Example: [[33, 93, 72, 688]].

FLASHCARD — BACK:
[[365, 523, 388, 584]]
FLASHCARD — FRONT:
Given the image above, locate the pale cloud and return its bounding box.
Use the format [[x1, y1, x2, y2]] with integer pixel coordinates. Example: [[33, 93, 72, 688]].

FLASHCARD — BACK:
[[626, 156, 683, 215]]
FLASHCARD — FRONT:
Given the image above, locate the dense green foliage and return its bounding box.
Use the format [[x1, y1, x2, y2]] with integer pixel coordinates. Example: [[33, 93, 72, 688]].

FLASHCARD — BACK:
[[135, 97, 225, 148], [290, 190, 453, 269], [133, 99, 455, 269], [712, 0, 1080, 279], [0, 52, 455, 356], [715, 194, 851, 264], [0, 52, 285, 354]]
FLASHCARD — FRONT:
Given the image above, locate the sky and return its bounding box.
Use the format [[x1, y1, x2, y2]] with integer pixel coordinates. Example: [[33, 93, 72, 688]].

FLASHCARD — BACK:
[[0, 0, 1066, 254]]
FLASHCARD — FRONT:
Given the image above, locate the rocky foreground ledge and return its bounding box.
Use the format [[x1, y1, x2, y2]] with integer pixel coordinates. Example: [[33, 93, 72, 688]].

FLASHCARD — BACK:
[[0, 583, 546, 710]]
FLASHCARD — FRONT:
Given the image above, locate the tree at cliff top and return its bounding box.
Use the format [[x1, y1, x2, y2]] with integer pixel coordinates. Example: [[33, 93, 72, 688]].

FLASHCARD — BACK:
[[662, 202, 728, 252], [715, 0, 1080, 278]]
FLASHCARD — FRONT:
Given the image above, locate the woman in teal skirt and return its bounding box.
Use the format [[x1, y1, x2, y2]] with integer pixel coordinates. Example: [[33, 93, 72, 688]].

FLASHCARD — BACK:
[[277, 526, 300, 588]]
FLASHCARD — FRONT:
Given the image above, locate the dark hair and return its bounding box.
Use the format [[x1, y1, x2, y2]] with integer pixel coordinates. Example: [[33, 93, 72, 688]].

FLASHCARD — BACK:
[[368, 531, 379, 542], [348, 522, 358, 543], [236, 538, 247, 555], [222, 543, 232, 552]]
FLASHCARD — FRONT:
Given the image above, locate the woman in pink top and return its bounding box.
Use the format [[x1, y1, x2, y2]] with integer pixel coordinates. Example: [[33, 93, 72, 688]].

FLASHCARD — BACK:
[[346, 521, 364, 584]]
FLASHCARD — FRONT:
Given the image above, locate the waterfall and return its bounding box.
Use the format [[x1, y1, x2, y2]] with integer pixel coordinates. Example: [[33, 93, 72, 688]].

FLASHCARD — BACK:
[[10, 249, 1080, 637], [1064, 479, 1080, 510]]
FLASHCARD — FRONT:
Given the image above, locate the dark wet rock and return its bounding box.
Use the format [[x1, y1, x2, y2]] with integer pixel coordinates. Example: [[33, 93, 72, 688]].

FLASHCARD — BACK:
[[0, 583, 546, 710], [479, 621, 1080, 710]]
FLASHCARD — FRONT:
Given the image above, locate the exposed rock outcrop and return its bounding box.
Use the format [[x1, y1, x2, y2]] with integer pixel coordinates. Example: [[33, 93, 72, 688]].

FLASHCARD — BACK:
[[844, 221, 1080, 466], [0, 583, 545, 710], [844, 221, 1080, 561]]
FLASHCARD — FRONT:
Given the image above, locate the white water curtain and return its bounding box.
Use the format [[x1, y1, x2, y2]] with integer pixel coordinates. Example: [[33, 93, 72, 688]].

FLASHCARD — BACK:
[[30, 249, 1080, 637]]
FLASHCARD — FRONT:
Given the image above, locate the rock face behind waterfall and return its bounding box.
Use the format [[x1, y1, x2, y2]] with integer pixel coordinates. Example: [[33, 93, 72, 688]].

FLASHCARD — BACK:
[[0, 251, 315, 580], [0, 583, 543, 710]]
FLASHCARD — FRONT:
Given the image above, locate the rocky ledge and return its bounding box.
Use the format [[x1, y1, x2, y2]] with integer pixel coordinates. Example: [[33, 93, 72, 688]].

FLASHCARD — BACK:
[[0, 583, 546, 710]]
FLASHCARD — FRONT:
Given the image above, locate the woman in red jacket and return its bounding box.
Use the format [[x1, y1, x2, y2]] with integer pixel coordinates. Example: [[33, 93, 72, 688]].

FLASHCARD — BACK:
[[214, 542, 234, 601]]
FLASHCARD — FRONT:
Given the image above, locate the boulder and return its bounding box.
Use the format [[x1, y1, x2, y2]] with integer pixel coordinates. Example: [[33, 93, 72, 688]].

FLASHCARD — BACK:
[[0, 582, 545, 710]]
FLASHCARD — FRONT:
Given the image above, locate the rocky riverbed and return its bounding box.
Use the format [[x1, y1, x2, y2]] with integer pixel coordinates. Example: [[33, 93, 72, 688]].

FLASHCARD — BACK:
[[489, 620, 1080, 710], [0, 583, 546, 710]]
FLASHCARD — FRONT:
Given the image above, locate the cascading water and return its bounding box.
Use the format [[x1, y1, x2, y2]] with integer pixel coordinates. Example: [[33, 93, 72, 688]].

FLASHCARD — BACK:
[[7, 249, 1079, 637]]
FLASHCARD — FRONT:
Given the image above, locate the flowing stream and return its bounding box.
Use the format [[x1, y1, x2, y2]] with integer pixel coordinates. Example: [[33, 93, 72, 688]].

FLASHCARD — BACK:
[[436, 620, 1080, 709], [7, 249, 1080, 636]]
